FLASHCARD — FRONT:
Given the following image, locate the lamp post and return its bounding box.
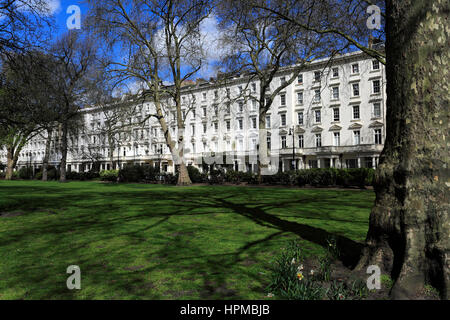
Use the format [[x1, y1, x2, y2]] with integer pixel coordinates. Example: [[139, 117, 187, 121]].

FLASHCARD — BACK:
[[289, 127, 296, 171]]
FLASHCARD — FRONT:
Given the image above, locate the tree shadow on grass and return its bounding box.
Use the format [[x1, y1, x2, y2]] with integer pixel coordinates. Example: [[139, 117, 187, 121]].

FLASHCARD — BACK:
[[213, 196, 364, 269]]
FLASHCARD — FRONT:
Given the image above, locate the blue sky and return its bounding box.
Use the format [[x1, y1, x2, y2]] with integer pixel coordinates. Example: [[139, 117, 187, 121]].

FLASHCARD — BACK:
[[49, 0, 88, 37]]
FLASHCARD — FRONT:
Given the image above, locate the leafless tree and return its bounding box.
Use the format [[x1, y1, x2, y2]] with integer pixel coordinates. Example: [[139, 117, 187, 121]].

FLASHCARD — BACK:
[[50, 31, 100, 182], [217, 0, 345, 180], [85, 0, 213, 185], [0, 0, 54, 54]]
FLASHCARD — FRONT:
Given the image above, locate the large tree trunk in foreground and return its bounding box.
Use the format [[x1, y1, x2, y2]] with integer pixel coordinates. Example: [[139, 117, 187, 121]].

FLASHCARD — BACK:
[[356, 0, 449, 299], [42, 128, 53, 181]]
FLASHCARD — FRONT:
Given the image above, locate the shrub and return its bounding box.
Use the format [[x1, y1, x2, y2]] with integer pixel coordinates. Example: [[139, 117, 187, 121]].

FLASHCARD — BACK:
[[347, 168, 371, 188], [17, 167, 34, 180], [65, 171, 100, 181], [142, 165, 160, 183], [162, 173, 178, 185], [118, 164, 144, 183], [208, 169, 225, 185], [100, 170, 119, 182], [187, 166, 206, 183]]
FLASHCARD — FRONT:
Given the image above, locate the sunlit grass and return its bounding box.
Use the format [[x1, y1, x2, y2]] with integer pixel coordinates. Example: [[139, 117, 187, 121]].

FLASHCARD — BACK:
[[0, 180, 374, 299]]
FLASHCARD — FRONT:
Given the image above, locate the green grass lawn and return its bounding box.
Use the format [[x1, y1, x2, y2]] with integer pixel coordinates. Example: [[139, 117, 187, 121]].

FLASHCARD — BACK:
[[0, 180, 374, 300]]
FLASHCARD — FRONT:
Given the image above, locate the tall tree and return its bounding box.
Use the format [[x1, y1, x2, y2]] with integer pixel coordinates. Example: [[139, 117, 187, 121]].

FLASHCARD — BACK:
[[51, 31, 100, 182], [0, 0, 54, 54], [258, 0, 449, 299], [0, 51, 58, 180], [217, 0, 343, 181], [86, 0, 213, 185]]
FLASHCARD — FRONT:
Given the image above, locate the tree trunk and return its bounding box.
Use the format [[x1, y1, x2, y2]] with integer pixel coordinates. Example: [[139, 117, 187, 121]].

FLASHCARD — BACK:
[[42, 128, 53, 181], [257, 110, 269, 184], [5, 148, 15, 180], [59, 122, 68, 182], [356, 0, 449, 299]]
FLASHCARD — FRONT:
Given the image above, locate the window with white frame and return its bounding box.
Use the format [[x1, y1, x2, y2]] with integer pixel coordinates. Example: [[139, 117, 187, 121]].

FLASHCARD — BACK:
[[332, 67, 339, 78], [266, 115, 271, 128], [373, 102, 382, 118], [226, 120, 231, 131], [281, 136, 287, 148], [297, 74, 303, 84], [352, 63, 359, 74], [202, 106, 207, 117], [214, 122, 218, 132], [202, 92, 207, 100], [297, 91, 303, 105], [298, 135, 304, 148], [238, 119, 243, 130], [203, 123, 207, 133], [251, 99, 257, 111], [353, 130, 361, 145], [315, 134, 322, 147], [251, 117, 257, 129], [332, 86, 339, 100], [298, 111, 304, 125], [333, 108, 340, 122], [251, 83, 256, 92], [374, 129, 382, 144], [352, 83, 360, 97], [373, 79, 381, 94], [238, 101, 244, 112], [315, 109, 321, 123], [353, 105, 360, 119], [314, 71, 321, 82], [267, 136, 271, 149], [314, 89, 321, 102], [372, 60, 380, 70], [280, 77, 286, 85], [333, 132, 340, 146], [280, 94, 286, 106], [280, 113, 286, 126], [191, 124, 195, 135]]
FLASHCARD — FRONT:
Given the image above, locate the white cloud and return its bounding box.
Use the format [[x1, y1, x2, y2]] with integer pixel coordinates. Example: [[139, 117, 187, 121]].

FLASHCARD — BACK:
[[45, 0, 62, 15], [18, 0, 62, 16]]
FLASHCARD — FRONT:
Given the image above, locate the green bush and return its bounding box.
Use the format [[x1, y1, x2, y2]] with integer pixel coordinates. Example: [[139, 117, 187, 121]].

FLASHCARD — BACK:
[[208, 169, 225, 185], [118, 164, 145, 183], [66, 171, 100, 181], [162, 173, 178, 185], [142, 165, 160, 182], [100, 170, 119, 182], [17, 167, 34, 180], [187, 166, 207, 183]]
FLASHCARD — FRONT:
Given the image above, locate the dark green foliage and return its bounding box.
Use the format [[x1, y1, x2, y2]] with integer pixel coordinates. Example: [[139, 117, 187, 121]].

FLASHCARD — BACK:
[[66, 171, 100, 181], [99, 170, 119, 182], [118, 164, 145, 183], [142, 165, 160, 182], [161, 173, 178, 185], [208, 169, 225, 185], [187, 165, 207, 183], [16, 167, 34, 180]]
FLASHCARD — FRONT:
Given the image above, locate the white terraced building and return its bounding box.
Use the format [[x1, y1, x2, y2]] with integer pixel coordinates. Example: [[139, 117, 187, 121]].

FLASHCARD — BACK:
[[0, 50, 386, 175]]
